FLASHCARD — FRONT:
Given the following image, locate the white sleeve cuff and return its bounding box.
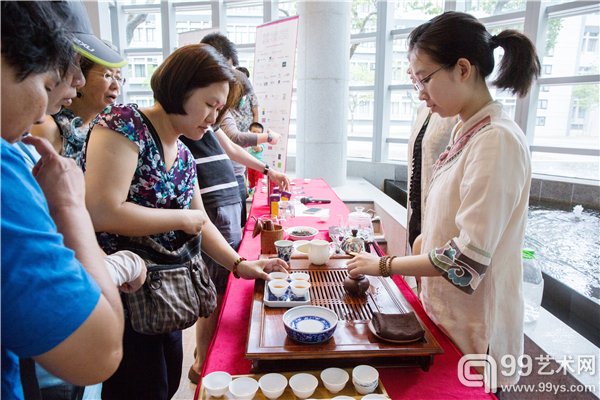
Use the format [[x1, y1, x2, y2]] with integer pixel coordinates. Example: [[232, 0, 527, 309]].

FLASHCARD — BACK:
[[104, 250, 145, 286]]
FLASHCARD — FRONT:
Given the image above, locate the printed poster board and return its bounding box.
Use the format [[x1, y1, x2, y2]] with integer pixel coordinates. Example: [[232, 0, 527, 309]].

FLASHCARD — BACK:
[[253, 16, 299, 173]]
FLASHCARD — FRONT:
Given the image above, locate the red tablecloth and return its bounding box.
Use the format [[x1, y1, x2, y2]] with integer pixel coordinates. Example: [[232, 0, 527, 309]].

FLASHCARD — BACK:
[[196, 178, 496, 399]]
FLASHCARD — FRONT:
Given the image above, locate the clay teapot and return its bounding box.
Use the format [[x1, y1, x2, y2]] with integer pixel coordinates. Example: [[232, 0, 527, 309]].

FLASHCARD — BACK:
[[343, 274, 370, 296]]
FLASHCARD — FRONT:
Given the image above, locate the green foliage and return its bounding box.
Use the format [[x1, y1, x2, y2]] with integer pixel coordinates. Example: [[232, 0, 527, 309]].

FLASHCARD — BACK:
[[545, 19, 562, 54], [350, 0, 377, 59], [573, 83, 599, 110], [350, 62, 375, 85], [405, 0, 443, 15], [351, 0, 377, 33], [478, 0, 525, 15]]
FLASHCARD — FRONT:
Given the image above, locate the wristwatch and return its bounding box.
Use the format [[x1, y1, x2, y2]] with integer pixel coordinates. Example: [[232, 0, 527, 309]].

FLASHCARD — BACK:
[[266, 132, 273, 143], [263, 164, 270, 175]]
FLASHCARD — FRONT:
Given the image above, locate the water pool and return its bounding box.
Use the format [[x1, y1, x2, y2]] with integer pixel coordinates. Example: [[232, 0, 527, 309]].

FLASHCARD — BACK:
[[525, 203, 600, 304]]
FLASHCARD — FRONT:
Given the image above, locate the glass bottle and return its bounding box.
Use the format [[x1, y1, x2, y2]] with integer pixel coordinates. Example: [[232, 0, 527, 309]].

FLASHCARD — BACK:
[[522, 248, 544, 323]]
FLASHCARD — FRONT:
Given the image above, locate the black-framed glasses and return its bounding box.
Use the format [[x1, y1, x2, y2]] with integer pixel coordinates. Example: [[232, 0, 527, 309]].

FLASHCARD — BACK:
[[412, 65, 446, 92]]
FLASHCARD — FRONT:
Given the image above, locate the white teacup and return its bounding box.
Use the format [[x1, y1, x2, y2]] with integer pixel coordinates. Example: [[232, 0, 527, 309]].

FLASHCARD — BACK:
[[352, 365, 379, 395], [229, 376, 259, 400], [258, 373, 288, 399], [268, 279, 289, 298], [289, 373, 318, 399], [202, 371, 231, 397], [290, 272, 310, 282], [268, 271, 289, 281], [308, 239, 331, 265], [290, 280, 311, 297], [320, 367, 349, 394]]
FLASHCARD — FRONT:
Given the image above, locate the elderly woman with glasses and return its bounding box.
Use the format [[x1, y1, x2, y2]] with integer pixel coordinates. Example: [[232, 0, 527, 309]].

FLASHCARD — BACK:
[[31, 41, 127, 165]]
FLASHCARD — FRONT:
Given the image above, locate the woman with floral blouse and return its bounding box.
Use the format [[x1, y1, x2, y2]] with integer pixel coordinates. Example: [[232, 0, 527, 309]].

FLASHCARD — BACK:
[[83, 44, 288, 400]]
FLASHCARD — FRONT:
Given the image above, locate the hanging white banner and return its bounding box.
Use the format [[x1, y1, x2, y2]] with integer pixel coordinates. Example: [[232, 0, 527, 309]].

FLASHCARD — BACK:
[[253, 16, 299, 173]]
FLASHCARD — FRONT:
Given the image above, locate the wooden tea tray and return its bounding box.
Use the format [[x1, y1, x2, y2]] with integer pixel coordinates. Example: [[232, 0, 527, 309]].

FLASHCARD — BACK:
[[246, 258, 443, 372], [197, 369, 390, 399]]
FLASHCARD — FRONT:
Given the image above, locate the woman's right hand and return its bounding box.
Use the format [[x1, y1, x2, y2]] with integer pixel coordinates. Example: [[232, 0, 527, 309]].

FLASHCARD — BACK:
[[182, 209, 209, 235]]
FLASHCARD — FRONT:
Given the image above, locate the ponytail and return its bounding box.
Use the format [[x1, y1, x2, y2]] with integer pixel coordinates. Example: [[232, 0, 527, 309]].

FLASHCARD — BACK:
[[409, 12, 541, 98], [491, 30, 541, 97]]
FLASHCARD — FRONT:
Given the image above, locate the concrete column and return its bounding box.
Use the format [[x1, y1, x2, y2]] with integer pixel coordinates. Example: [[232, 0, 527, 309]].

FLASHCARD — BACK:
[[296, 1, 350, 187]]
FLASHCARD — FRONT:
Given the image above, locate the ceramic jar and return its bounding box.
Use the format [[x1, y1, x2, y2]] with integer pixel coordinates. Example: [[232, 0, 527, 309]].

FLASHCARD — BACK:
[[343, 274, 370, 296]]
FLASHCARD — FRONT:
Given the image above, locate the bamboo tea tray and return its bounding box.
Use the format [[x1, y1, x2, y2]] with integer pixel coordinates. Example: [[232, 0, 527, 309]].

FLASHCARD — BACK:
[[197, 369, 390, 399], [246, 257, 443, 372]]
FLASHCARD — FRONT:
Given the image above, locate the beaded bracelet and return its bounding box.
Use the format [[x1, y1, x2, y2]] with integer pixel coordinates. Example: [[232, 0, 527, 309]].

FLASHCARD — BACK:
[[232, 256, 247, 279], [379, 256, 390, 277], [386, 255, 397, 277]]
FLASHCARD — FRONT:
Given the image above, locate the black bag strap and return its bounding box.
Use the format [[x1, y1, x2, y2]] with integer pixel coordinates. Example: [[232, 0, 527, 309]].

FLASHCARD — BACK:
[[116, 232, 202, 265], [19, 358, 42, 400], [137, 109, 164, 162]]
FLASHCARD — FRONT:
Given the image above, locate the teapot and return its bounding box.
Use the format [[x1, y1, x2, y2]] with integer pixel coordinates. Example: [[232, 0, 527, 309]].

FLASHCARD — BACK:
[[343, 274, 370, 296], [340, 229, 365, 255], [347, 207, 375, 240]]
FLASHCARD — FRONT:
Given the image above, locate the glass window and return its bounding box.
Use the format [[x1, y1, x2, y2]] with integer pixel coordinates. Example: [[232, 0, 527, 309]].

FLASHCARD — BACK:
[[543, 13, 599, 77], [392, 0, 444, 29], [351, 0, 377, 35], [582, 26, 599, 53], [174, 4, 212, 45], [533, 83, 599, 149], [278, 1, 297, 18], [127, 55, 162, 89], [458, 0, 526, 18], [237, 48, 256, 76], [391, 36, 411, 85], [126, 12, 162, 49], [348, 90, 374, 139], [387, 143, 409, 162], [532, 152, 599, 181], [536, 116, 546, 126], [134, 63, 145, 77], [348, 140, 372, 159], [388, 90, 419, 140], [226, 2, 262, 44], [121, 0, 159, 4], [350, 40, 376, 85], [129, 96, 154, 108]]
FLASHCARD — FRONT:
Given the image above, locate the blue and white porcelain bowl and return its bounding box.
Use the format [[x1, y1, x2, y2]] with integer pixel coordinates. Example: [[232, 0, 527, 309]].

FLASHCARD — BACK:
[[283, 305, 338, 344]]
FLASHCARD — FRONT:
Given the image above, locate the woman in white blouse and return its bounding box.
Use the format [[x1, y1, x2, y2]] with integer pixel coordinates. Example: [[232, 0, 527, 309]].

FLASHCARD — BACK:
[[347, 11, 540, 388]]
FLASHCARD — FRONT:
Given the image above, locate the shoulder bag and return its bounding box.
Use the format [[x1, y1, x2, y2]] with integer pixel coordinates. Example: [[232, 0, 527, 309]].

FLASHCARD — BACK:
[[116, 232, 217, 335]]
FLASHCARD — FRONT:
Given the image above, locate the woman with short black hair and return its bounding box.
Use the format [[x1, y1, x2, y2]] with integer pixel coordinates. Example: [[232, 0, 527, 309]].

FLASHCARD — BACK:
[[83, 44, 288, 399]]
